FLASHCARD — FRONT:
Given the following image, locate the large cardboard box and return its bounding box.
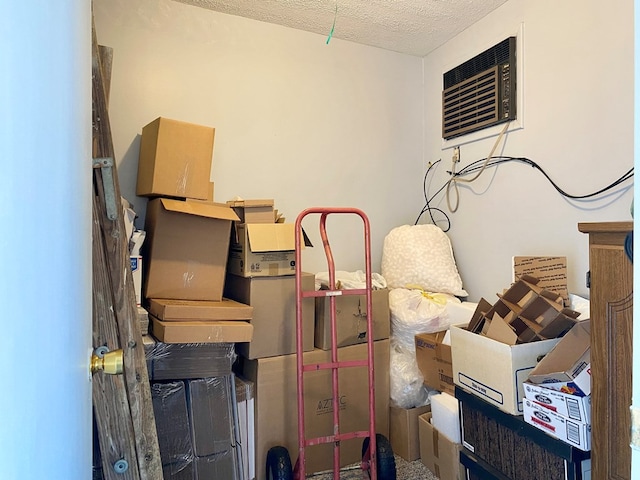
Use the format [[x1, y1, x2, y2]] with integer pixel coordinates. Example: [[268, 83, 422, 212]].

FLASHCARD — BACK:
[[143, 198, 239, 301], [136, 117, 215, 200], [451, 324, 560, 415], [228, 223, 311, 277], [150, 317, 253, 343], [418, 412, 464, 480], [315, 288, 390, 350], [225, 273, 315, 359], [148, 298, 253, 321], [528, 320, 591, 396], [242, 340, 390, 479], [389, 404, 430, 461], [415, 330, 454, 395]]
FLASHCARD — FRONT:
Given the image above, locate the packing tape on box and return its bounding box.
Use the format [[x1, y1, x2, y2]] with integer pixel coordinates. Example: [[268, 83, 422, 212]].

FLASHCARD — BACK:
[[431, 392, 460, 444]]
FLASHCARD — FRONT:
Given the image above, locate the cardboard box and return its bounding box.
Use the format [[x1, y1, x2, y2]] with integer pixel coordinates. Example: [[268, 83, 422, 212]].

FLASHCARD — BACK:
[[456, 386, 591, 480], [242, 340, 390, 479], [418, 412, 464, 480], [315, 288, 390, 349], [415, 330, 454, 395], [130, 256, 143, 306], [451, 324, 560, 415], [523, 399, 591, 451], [523, 382, 591, 423], [228, 223, 311, 277], [224, 273, 315, 359], [142, 198, 238, 301], [147, 298, 253, 321], [150, 317, 253, 343], [136, 117, 215, 200], [227, 199, 275, 224], [527, 320, 591, 396], [389, 404, 431, 461]]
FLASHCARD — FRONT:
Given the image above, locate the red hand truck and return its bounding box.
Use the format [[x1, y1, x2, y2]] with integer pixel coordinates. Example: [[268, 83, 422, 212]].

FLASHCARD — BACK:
[[265, 207, 396, 480]]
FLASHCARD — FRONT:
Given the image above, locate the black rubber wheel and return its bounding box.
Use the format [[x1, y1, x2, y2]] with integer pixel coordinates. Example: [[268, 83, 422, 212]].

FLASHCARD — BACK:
[[362, 433, 397, 480], [266, 446, 293, 480]]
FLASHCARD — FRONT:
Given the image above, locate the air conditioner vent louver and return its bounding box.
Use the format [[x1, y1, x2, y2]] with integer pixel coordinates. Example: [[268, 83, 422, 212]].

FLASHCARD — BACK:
[[442, 37, 516, 140]]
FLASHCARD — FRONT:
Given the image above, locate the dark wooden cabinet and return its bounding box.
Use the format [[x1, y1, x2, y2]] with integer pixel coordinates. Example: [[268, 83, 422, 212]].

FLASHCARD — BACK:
[[578, 221, 633, 480]]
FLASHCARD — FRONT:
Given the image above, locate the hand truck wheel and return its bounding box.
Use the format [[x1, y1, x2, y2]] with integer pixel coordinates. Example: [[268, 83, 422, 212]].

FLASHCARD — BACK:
[[362, 433, 397, 480], [266, 446, 293, 480]]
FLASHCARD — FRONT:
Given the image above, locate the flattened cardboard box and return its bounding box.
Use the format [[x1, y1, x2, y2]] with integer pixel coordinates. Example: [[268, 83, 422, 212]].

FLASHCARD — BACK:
[[148, 298, 253, 321], [415, 329, 454, 395], [228, 223, 312, 278], [143, 198, 239, 301], [150, 316, 253, 344], [242, 340, 390, 479], [418, 412, 464, 480], [225, 273, 315, 359], [136, 117, 215, 200], [315, 288, 390, 349]]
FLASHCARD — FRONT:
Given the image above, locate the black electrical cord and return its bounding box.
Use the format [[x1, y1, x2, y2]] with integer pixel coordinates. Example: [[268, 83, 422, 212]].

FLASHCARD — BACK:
[[415, 156, 634, 229]]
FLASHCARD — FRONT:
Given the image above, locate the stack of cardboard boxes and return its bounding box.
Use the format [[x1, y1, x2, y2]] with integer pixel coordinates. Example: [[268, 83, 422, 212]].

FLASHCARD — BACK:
[[135, 117, 256, 479], [223, 199, 392, 478], [133, 116, 393, 480]]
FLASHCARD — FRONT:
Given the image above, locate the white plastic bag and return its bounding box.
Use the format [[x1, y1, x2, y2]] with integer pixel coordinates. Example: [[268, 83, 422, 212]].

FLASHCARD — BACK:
[[381, 224, 468, 297], [389, 288, 460, 350]]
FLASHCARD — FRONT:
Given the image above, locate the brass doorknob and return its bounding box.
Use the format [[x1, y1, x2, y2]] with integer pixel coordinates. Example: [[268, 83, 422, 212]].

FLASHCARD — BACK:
[[91, 348, 124, 375]]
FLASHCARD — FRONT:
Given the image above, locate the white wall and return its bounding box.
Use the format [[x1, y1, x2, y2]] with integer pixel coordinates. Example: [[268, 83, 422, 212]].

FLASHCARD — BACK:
[[0, 3, 92, 479], [93, 0, 424, 274], [424, 0, 634, 301]]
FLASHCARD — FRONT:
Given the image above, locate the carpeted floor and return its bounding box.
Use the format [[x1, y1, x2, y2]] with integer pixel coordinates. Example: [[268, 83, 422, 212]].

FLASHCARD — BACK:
[[308, 455, 438, 479]]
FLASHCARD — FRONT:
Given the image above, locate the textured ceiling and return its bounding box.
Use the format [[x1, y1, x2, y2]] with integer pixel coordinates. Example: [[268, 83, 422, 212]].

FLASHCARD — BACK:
[[172, 0, 508, 57]]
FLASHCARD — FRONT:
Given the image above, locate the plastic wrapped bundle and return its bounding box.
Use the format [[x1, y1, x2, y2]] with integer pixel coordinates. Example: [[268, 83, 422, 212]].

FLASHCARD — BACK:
[[389, 288, 460, 350], [390, 341, 435, 408]]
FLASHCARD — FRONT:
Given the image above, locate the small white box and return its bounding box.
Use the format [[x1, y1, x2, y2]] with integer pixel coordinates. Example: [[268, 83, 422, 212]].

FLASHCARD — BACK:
[[523, 398, 591, 451], [450, 324, 560, 415], [523, 381, 591, 423], [130, 255, 142, 306]]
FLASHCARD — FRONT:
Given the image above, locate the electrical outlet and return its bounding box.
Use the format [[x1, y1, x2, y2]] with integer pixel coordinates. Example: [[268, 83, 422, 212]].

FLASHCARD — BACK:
[[453, 147, 460, 163]]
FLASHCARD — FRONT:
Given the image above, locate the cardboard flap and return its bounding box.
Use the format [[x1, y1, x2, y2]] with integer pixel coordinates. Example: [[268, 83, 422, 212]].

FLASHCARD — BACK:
[[226, 199, 274, 208], [160, 198, 239, 221], [246, 223, 295, 252]]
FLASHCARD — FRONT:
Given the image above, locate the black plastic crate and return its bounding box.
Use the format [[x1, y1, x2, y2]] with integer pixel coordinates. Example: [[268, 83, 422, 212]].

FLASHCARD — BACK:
[[455, 386, 590, 480], [460, 448, 510, 480]]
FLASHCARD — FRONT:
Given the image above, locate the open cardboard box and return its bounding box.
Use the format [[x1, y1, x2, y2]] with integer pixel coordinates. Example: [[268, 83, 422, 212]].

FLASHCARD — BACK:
[[527, 320, 591, 396], [143, 198, 239, 301], [451, 322, 560, 415], [227, 223, 312, 278]]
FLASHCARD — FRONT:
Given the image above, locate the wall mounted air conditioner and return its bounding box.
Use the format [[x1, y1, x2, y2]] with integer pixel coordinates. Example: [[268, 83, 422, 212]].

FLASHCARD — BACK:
[[442, 37, 516, 140]]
